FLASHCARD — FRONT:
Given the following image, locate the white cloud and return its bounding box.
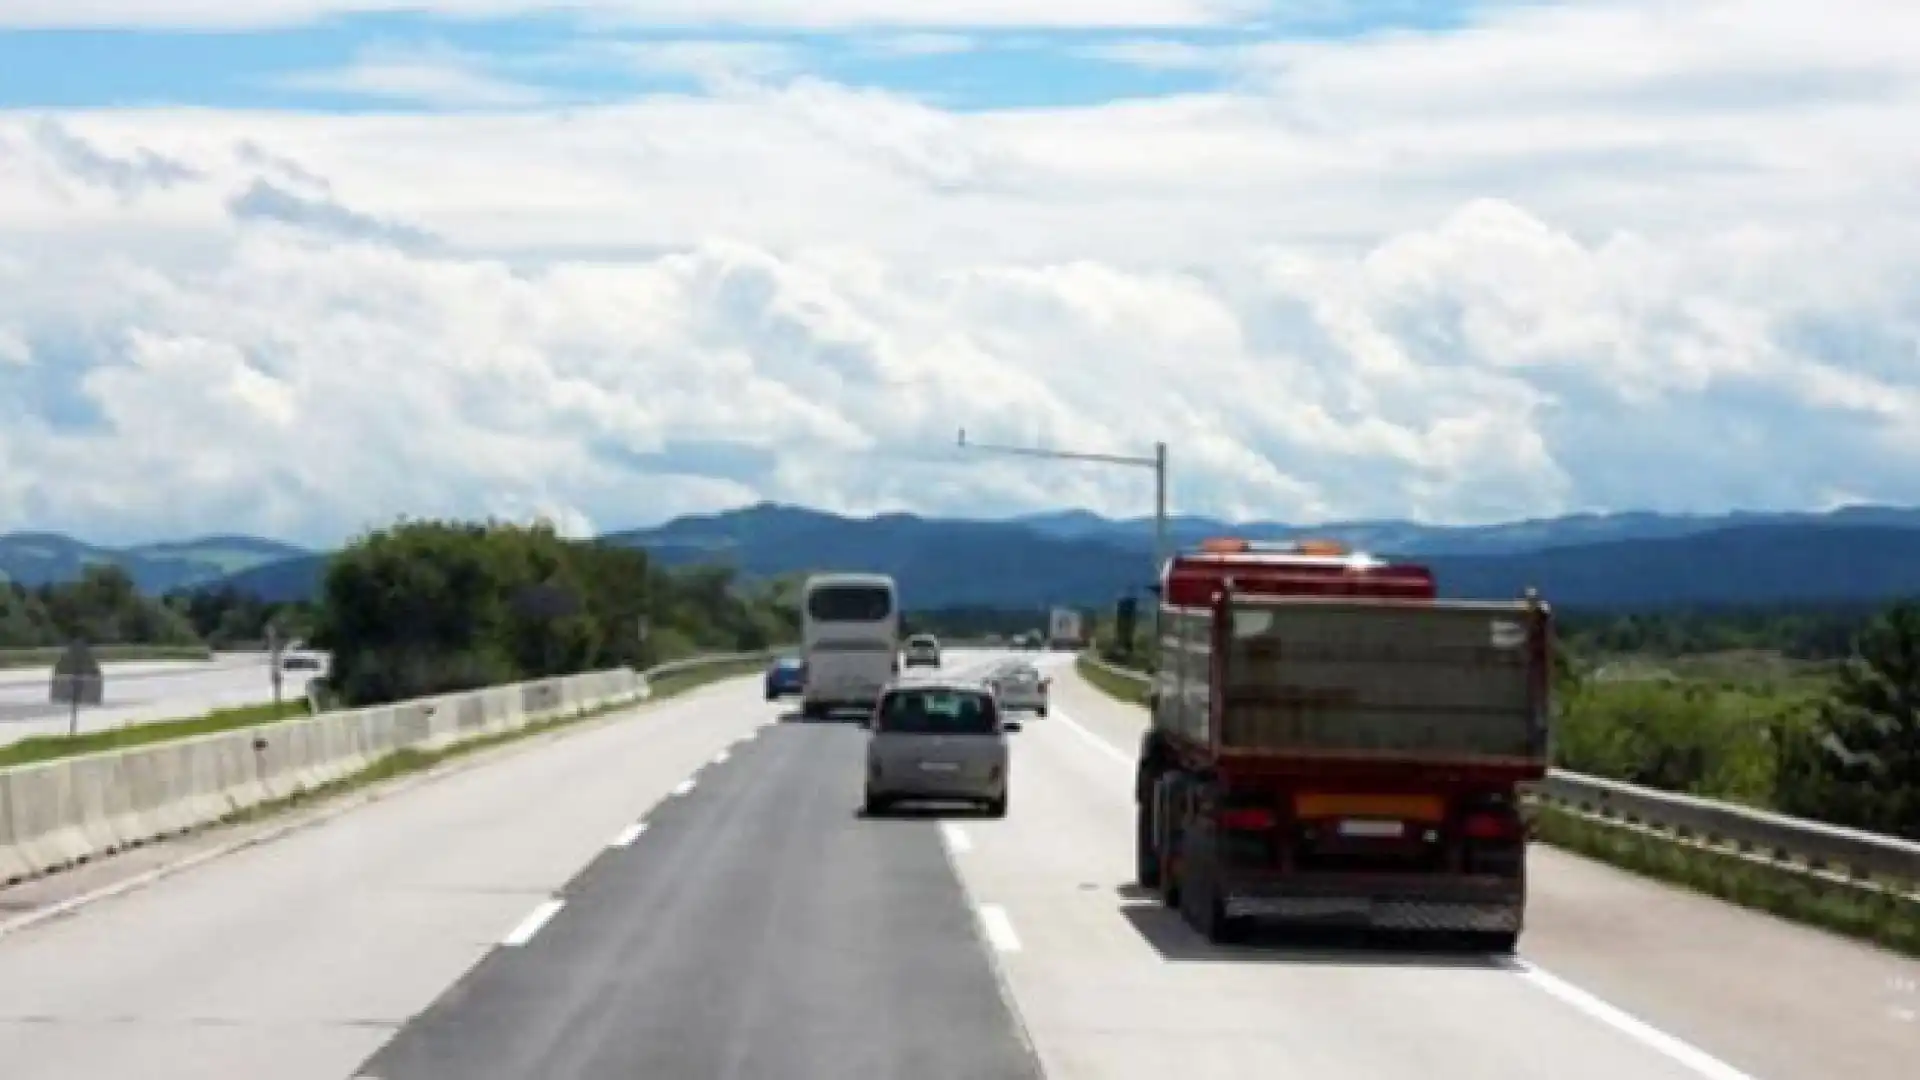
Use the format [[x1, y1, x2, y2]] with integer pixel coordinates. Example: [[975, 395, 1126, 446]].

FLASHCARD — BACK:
[[5, 0, 1920, 544], [860, 33, 979, 57], [0, 0, 1264, 31], [271, 44, 554, 108], [598, 39, 809, 87]]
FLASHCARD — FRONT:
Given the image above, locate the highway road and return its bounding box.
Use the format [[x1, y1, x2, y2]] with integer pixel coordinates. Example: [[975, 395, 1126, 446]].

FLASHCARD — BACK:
[[0, 649, 1911, 1079], [0, 652, 308, 746]]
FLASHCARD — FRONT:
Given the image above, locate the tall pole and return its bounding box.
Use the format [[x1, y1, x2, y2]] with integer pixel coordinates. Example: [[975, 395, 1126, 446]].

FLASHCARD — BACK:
[[955, 428, 1169, 595]]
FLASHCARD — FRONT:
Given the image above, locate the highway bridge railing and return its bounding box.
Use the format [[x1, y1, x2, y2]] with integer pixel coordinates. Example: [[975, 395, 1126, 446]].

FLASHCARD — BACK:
[[1, 649, 782, 888], [1076, 652, 1920, 900]]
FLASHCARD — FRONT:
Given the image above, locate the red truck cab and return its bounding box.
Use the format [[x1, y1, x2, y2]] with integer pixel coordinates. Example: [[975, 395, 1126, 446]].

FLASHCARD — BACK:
[[1134, 537, 1553, 950]]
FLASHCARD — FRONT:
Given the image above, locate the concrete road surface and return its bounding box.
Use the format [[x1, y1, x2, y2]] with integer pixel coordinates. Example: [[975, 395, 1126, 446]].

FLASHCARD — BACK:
[[0, 649, 1911, 1080], [0, 652, 305, 746]]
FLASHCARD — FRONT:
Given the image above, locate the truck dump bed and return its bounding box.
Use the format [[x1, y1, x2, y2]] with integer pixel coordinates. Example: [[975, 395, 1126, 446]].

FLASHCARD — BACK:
[[1160, 595, 1551, 772]]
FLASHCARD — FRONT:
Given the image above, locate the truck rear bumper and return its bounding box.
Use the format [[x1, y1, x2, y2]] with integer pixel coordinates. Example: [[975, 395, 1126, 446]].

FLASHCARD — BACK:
[[1218, 873, 1523, 933]]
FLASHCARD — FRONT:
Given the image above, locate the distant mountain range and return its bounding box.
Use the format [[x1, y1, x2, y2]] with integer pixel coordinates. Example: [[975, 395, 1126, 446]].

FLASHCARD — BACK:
[[6, 502, 1920, 612], [0, 532, 309, 593]]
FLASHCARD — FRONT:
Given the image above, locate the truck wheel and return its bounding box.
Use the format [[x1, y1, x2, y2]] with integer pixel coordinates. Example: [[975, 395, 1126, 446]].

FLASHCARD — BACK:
[[1180, 832, 1243, 945], [983, 793, 1008, 818], [1036, 706, 1048, 718], [1473, 931, 1519, 955], [864, 789, 890, 816], [1135, 801, 1161, 889]]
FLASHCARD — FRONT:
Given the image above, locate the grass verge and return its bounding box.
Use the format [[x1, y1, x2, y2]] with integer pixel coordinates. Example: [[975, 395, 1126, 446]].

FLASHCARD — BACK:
[[1076, 655, 1151, 706], [0, 701, 291, 769], [1071, 654, 1920, 957], [0, 644, 214, 669]]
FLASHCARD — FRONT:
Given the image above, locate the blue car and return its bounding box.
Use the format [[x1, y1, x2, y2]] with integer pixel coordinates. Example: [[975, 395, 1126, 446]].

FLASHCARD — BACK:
[[765, 656, 805, 700]]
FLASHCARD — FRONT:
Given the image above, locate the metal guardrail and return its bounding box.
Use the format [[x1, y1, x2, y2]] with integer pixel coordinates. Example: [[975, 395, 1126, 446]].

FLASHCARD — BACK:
[[1075, 652, 1920, 896]]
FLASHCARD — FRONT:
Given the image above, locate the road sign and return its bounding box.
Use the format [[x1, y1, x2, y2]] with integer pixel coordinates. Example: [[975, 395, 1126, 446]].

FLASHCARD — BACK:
[[50, 639, 104, 737]]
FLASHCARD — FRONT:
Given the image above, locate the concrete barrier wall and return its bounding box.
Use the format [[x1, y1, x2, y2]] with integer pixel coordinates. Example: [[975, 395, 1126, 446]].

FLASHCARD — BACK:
[[0, 666, 650, 885]]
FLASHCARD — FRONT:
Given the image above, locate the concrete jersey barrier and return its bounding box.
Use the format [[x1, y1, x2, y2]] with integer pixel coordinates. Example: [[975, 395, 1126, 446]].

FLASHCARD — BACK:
[[0, 652, 773, 886]]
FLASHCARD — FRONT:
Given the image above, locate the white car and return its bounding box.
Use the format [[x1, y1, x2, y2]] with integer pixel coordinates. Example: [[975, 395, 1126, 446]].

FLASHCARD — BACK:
[[988, 662, 1050, 717], [903, 634, 942, 669]]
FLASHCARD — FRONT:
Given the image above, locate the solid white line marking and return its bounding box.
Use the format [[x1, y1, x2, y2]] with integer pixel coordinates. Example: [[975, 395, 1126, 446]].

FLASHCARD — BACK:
[[713, 749, 730, 764], [1051, 708, 1134, 768], [1519, 962, 1757, 1080], [502, 899, 565, 947], [671, 778, 696, 796], [979, 904, 1022, 952], [1061, 676, 1758, 1080], [941, 822, 973, 854], [610, 822, 648, 848]]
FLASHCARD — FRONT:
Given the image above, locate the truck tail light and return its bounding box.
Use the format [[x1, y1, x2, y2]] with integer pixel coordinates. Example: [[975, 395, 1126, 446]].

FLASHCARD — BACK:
[[1462, 810, 1522, 841], [1218, 807, 1277, 832]]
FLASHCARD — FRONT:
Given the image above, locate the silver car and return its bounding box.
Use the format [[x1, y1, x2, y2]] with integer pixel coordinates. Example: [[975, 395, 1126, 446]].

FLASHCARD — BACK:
[[863, 682, 1010, 817], [988, 662, 1050, 717]]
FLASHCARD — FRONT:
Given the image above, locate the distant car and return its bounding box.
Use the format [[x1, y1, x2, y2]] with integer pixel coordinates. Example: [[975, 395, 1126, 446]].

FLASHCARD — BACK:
[[988, 663, 1050, 717], [903, 633, 942, 668], [281, 654, 322, 671], [863, 681, 1010, 817], [765, 656, 805, 700]]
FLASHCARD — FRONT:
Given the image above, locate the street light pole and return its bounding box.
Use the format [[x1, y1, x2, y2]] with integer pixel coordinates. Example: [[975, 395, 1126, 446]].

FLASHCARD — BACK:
[[955, 428, 1170, 591]]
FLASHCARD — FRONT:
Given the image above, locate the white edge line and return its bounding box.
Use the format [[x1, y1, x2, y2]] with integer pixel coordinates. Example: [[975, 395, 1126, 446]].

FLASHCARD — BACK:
[[610, 822, 648, 848], [501, 898, 565, 947], [1050, 707, 1134, 769], [1060, 674, 1757, 1080], [671, 778, 696, 796], [1519, 962, 1757, 1080], [940, 822, 973, 854], [978, 903, 1022, 953]]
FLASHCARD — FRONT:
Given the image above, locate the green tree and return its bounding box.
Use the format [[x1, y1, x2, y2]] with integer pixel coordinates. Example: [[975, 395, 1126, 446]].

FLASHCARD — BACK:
[[1776, 601, 1920, 839]]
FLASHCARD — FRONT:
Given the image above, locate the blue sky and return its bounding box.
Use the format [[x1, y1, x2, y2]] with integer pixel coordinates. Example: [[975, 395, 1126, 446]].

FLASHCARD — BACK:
[[0, 3, 1479, 112]]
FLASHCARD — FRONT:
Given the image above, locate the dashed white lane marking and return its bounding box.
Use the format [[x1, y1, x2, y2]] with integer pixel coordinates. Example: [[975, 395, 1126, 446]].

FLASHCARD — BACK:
[[610, 822, 648, 848], [671, 778, 696, 797], [1051, 693, 1760, 1080], [940, 822, 973, 854], [978, 904, 1022, 953], [501, 899, 565, 947], [713, 749, 731, 764]]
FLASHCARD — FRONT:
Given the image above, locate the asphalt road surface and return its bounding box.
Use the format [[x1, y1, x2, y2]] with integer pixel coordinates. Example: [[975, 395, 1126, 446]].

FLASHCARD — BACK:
[[0, 653, 305, 746], [0, 649, 1911, 1080]]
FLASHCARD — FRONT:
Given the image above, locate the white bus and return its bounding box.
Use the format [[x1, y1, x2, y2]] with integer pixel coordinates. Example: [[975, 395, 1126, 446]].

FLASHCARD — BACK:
[[799, 572, 900, 720]]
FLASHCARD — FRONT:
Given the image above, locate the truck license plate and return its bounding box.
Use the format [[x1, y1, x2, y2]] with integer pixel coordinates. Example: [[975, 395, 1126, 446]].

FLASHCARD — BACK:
[[920, 762, 959, 773], [1338, 819, 1404, 838]]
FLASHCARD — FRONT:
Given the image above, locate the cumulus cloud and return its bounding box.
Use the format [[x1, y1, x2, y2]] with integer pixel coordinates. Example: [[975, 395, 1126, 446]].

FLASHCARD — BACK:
[[3, 0, 1920, 545], [270, 43, 554, 108]]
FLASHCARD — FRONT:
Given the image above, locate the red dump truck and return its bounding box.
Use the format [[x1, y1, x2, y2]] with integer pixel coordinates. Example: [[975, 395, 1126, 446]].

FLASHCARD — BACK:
[[1133, 537, 1554, 951]]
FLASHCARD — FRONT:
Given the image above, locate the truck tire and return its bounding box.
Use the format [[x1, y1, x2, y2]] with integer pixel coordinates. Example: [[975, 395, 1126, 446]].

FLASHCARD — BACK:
[[983, 793, 1008, 818], [1135, 799, 1161, 889], [864, 788, 890, 816], [1473, 931, 1519, 955], [1178, 824, 1244, 945], [1154, 774, 1184, 909]]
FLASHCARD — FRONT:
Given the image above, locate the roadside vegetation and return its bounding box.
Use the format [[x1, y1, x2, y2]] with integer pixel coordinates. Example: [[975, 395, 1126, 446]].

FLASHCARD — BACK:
[[310, 519, 797, 707], [4, 519, 798, 717]]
